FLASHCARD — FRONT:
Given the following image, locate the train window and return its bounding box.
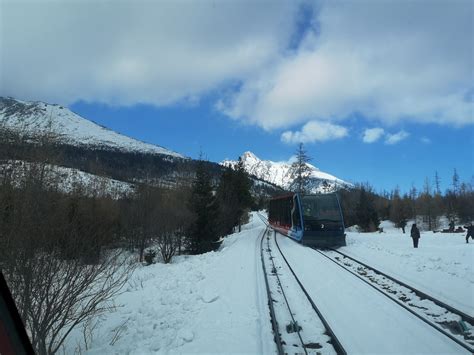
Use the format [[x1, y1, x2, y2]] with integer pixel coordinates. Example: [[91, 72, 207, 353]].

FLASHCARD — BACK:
[[301, 194, 342, 222]]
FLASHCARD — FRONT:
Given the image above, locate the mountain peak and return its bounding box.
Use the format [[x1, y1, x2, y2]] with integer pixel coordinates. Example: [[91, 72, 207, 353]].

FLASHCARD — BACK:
[[222, 152, 351, 193], [0, 97, 184, 158], [241, 151, 260, 162]]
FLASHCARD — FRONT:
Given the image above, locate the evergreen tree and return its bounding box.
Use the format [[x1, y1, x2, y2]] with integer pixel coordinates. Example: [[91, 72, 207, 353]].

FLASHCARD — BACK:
[[389, 187, 408, 233], [215, 158, 253, 235], [356, 185, 380, 232], [452, 168, 460, 195], [187, 158, 220, 254], [289, 143, 313, 194], [215, 167, 239, 236], [418, 177, 439, 230], [434, 171, 441, 195], [234, 158, 253, 231]]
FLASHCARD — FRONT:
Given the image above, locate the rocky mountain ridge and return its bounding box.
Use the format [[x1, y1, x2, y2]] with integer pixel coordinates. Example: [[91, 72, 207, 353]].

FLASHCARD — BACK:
[[222, 151, 351, 193], [0, 97, 183, 158]]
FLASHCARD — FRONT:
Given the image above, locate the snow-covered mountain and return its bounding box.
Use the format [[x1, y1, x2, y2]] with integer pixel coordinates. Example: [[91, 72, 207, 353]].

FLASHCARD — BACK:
[[0, 97, 183, 158], [221, 151, 351, 193], [1, 160, 134, 198]]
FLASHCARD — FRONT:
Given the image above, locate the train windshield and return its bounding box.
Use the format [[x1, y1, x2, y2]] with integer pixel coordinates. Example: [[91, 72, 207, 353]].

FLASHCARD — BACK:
[[301, 194, 342, 222]]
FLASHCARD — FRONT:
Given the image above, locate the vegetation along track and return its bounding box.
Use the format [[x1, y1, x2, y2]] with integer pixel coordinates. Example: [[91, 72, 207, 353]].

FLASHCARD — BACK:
[[258, 214, 346, 354], [313, 248, 474, 353]]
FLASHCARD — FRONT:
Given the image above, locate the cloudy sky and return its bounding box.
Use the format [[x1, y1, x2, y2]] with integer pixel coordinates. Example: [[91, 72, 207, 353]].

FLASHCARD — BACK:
[[1, 0, 473, 192]]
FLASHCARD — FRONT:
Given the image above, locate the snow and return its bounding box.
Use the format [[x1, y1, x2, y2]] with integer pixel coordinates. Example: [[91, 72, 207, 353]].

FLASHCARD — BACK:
[[66, 213, 274, 354], [342, 224, 474, 316], [64, 214, 473, 354], [278, 234, 470, 353], [1, 160, 134, 198], [221, 151, 351, 193], [0, 97, 183, 158]]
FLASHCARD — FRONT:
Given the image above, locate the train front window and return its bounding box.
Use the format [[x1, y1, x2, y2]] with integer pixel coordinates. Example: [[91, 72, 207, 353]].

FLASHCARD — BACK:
[[301, 194, 342, 222]]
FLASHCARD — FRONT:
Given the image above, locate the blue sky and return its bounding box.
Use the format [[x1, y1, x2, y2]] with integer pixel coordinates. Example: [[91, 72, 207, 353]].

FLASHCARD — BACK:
[[2, 0, 473, 193], [70, 99, 473, 194]]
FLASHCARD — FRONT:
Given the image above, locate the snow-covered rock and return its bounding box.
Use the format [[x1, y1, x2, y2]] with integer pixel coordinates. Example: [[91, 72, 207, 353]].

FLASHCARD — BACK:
[[221, 151, 351, 193], [0, 97, 183, 158]]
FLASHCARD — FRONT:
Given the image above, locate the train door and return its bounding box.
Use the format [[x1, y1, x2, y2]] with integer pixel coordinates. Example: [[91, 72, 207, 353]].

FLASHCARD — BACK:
[[290, 194, 303, 240]]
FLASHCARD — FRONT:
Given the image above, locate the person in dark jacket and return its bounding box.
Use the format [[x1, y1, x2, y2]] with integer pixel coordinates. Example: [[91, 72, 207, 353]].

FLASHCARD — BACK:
[[411, 223, 420, 248], [465, 224, 474, 244]]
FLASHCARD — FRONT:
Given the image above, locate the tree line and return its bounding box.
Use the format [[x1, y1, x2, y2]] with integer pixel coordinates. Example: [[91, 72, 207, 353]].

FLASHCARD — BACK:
[[339, 170, 474, 232], [0, 130, 255, 354]]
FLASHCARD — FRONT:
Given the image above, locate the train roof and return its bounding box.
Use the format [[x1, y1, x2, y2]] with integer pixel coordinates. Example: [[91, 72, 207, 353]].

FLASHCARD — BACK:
[[269, 192, 338, 201], [269, 192, 295, 201]]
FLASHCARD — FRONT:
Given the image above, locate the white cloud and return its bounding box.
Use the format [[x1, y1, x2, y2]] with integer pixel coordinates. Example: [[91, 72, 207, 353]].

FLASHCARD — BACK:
[[421, 137, 432, 144], [220, 1, 473, 129], [363, 128, 385, 143], [281, 121, 348, 144], [385, 130, 410, 145], [1, 0, 472, 132], [0, 1, 301, 106]]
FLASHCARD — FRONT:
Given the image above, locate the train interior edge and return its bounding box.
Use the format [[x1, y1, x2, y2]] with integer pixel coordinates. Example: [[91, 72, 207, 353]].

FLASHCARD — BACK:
[[268, 192, 346, 247]]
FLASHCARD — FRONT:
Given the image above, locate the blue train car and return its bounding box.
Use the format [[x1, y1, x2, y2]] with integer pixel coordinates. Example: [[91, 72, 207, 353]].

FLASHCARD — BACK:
[[268, 192, 346, 247]]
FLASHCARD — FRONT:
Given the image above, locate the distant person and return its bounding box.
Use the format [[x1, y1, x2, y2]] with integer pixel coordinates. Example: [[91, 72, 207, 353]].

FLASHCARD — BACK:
[[465, 224, 474, 244], [411, 223, 420, 248], [400, 219, 407, 234], [449, 220, 455, 232]]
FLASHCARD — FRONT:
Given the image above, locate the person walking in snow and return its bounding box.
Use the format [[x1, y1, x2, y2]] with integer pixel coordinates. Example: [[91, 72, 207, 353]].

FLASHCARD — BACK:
[[400, 219, 407, 234], [465, 224, 474, 244], [410, 223, 420, 248]]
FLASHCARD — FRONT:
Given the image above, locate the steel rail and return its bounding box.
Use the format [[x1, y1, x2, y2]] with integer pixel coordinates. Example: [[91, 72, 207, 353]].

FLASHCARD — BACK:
[[329, 248, 474, 324], [314, 248, 474, 353], [259, 226, 284, 355], [265, 229, 308, 354], [272, 230, 347, 355]]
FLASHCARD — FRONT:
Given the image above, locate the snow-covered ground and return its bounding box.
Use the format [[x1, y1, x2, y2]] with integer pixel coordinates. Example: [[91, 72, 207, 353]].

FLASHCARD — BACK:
[[342, 220, 474, 317], [66, 214, 274, 354], [64, 214, 473, 353]]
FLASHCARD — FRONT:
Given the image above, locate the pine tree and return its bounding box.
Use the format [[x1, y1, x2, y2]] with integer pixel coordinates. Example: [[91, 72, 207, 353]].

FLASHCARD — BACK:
[[356, 185, 380, 232], [434, 171, 441, 195], [188, 158, 219, 254], [216, 158, 253, 235], [389, 187, 408, 233], [234, 158, 253, 232], [452, 168, 460, 195], [289, 143, 313, 194]]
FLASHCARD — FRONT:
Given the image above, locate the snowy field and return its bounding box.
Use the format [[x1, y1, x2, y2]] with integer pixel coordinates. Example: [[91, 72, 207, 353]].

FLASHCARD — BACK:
[[65, 213, 473, 353], [343, 221, 474, 316]]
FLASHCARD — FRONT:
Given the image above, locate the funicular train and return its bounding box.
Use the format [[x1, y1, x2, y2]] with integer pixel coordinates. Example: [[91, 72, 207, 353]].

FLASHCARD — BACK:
[[268, 192, 346, 247]]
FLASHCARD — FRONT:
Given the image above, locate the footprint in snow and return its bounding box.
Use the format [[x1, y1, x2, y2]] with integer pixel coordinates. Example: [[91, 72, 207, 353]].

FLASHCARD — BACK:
[[177, 329, 194, 344], [200, 291, 219, 303]]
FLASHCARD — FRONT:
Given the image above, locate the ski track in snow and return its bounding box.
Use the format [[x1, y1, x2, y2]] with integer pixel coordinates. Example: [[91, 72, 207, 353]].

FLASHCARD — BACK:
[[65, 214, 473, 354]]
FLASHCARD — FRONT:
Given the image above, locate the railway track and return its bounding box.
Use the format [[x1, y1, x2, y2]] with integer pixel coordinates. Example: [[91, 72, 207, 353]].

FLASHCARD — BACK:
[[313, 248, 474, 353], [258, 214, 346, 354]]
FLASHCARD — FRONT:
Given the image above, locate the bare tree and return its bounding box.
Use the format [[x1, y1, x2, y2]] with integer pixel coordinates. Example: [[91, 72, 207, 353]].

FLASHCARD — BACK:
[[4, 248, 133, 354], [0, 133, 134, 354]]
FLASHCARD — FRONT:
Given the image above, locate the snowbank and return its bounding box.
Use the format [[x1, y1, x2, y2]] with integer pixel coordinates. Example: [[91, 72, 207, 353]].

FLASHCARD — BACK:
[[67, 213, 274, 354]]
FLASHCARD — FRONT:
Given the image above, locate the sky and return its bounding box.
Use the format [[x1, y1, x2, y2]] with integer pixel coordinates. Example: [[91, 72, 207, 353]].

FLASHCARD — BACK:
[[1, 0, 473, 193]]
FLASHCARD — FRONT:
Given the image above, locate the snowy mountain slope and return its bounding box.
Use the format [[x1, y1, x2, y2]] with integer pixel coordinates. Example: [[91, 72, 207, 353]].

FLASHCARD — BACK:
[[0, 97, 183, 158], [1, 160, 134, 198], [221, 151, 351, 193]]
